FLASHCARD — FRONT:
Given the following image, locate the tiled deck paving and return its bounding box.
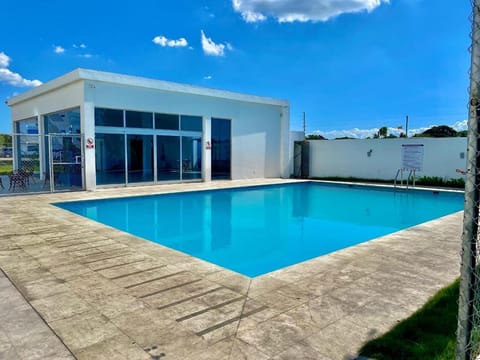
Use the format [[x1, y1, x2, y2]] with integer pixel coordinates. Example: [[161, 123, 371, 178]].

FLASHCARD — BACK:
[[0, 270, 74, 359], [0, 179, 463, 359]]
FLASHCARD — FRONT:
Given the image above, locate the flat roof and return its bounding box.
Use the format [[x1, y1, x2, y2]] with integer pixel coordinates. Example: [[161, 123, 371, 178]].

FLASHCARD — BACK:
[[7, 68, 289, 107]]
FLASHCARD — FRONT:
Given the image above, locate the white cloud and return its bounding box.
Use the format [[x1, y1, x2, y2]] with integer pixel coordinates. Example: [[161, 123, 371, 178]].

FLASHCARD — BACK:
[[451, 120, 468, 131], [79, 54, 93, 59], [53, 45, 65, 54], [314, 127, 380, 139], [73, 43, 87, 49], [0, 68, 42, 87], [201, 30, 231, 57], [232, 0, 389, 23], [311, 120, 468, 139], [204, 75, 213, 80], [152, 36, 188, 48], [0, 52, 42, 87], [0, 52, 11, 68]]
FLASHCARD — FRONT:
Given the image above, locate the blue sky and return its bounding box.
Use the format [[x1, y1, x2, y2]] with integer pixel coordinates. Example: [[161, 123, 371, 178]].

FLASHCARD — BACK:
[[0, 0, 471, 138]]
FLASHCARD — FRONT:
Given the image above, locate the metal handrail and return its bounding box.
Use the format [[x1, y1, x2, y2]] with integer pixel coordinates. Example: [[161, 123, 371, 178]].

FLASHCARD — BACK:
[[394, 168, 402, 190], [394, 168, 416, 190]]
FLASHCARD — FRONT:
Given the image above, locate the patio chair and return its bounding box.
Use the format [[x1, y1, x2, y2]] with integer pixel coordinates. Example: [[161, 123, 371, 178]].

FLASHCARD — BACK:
[[21, 160, 36, 184], [8, 171, 27, 192]]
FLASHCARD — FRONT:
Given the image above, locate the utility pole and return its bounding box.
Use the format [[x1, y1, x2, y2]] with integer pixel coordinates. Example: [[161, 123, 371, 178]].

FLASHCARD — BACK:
[[303, 112, 306, 135], [405, 115, 409, 138]]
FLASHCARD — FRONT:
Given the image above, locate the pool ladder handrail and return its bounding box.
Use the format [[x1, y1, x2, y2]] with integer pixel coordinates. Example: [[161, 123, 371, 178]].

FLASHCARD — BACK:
[[394, 168, 416, 190]]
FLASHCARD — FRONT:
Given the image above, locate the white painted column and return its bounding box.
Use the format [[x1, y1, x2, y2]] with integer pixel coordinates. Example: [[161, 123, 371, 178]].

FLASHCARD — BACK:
[[81, 100, 96, 191], [202, 116, 212, 182]]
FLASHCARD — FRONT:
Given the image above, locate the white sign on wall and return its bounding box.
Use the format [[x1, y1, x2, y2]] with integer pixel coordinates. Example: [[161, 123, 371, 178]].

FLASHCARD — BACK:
[[401, 144, 424, 171]]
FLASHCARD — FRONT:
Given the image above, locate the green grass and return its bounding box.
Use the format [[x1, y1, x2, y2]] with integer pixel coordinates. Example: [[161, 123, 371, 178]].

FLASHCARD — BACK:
[[0, 160, 12, 175], [359, 279, 459, 360]]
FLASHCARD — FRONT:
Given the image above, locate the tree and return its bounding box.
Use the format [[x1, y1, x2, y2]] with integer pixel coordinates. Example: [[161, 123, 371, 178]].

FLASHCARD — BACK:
[[0, 134, 12, 147], [414, 125, 457, 138], [306, 134, 326, 140], [378, 126, 388, 138]]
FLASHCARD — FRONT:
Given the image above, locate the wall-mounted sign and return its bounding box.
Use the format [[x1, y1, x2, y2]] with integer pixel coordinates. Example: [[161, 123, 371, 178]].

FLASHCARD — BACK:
[[401, 144, 424, 171], [86, 137, 95, 149], [205, 141, 211, 150]]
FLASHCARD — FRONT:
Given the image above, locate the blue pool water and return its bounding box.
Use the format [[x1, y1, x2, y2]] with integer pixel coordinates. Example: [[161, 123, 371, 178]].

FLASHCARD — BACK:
[[56, 183, 464, 277]]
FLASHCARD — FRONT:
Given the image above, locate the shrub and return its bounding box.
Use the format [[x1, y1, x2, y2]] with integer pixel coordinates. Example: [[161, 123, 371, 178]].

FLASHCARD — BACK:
[[415, 176, 465, 189]]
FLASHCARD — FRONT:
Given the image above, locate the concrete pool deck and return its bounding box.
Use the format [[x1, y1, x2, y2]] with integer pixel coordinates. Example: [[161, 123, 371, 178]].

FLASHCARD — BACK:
[[0, 179, 463, 359]]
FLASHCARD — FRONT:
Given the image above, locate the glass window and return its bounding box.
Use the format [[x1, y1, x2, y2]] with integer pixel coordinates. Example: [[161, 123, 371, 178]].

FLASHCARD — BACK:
[[181, 136, 202, 180], [180, 115, 202, 132], [95, 133, 126, 185], [95, 108, 123, 127], [127, 134, 153, 183], [126, 111, 153, 129], [155, 113, 179, 130], [157, 135, 180, 181], [16, 117, 38, 134], [44, 108, 81, 134]]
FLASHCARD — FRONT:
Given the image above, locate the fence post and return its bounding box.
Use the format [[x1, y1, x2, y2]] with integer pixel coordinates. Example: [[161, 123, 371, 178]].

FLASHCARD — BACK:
[[457, 1, 480, 358]]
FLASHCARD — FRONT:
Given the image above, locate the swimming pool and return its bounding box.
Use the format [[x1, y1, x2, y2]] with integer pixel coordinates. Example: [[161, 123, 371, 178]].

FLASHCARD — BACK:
[[56, 182, 464, 277]]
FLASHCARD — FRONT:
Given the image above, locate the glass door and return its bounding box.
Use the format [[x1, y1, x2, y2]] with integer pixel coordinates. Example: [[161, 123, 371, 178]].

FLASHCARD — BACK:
[[47, 134, 83, 192], [211, 118, 231, 179], [157, 135, 180, 181], [127, 134, 153, 184]]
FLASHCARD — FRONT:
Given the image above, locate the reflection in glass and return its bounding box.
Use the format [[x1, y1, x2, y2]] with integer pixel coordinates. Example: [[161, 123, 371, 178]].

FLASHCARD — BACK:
[[15, 134, 41, 181], [95, 133, 126, 185], [157, 135, 180, 181], [181, 136, 202, 180], [127, 135, 153, 183], [126, 111, 153, 129], [44, 108, 81, 180], [44, 108, 81, 134], [180, 115, 202, 131], [52, 162, 82, 191], [16, 117, 38, 134], [211, 118, 231, 179], [95, 108, 123, 127], [155, 113, 179, 130]]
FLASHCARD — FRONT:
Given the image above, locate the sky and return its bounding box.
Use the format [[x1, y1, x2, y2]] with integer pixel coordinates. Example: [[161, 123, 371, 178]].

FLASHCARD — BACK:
[[0, 0, 472, 138]]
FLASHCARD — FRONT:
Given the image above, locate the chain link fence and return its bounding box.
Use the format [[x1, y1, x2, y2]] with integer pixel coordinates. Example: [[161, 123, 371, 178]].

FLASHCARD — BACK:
[[457, 1, 480, 359], [0, 133, 84, 195]]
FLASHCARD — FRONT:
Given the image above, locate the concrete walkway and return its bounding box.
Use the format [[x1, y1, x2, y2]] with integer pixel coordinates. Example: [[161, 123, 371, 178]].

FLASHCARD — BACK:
[[0, 270, 74, 359], [0, 179, 463, 359]]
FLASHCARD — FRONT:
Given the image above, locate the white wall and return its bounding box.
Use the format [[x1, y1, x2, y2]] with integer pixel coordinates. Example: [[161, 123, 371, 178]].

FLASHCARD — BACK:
[[85, 80, 288, 180], [309, 137, 468, 180], [10, 81, 84, 122]]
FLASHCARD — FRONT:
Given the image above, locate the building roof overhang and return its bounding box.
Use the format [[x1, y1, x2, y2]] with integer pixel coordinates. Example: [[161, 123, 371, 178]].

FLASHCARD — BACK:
[[7, 68, 289, 108]]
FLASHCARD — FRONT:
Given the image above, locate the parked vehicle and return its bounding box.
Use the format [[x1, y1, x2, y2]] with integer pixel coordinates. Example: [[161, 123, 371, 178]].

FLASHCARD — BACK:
[[0, 147, 12, 157]]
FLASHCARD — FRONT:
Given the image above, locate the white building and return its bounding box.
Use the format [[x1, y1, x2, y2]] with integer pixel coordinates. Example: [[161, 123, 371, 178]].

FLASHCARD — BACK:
[[7, 69, 290, 191]]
